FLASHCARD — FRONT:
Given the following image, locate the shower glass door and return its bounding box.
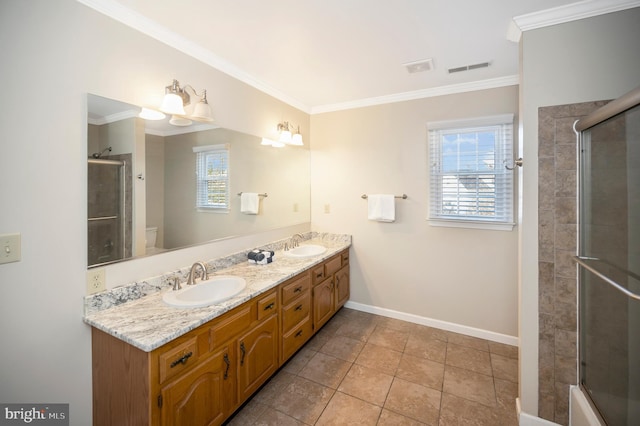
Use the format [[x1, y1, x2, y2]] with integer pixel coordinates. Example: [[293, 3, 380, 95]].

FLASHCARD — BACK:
[[578, 103, 640, 425], [88, 159, 126, 266]]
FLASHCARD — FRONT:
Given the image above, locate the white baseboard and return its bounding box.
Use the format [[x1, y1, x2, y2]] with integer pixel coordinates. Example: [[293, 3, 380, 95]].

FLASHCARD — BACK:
[[344, 301, 518, 346], [516, 398, 562, 426]]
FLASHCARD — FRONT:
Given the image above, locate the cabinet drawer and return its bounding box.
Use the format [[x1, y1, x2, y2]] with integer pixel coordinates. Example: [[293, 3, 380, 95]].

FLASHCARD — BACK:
[[281, 292, 311, 333], [158, 336, 199, 383], [311, 265, 325, 285], [210, 306, 252, 351], [257, 290, 278, 321], [281, 273, 310, 306], [324, 255, 342, 276], [341, 250, 349, 265], [282, 317, 313, 362]]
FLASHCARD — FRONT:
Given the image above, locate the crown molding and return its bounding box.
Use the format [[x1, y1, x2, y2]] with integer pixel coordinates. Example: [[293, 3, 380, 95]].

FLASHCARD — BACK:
[[511, 0, 640, 39], [76, 0, 311, 113], [310, 75, 520, 114]]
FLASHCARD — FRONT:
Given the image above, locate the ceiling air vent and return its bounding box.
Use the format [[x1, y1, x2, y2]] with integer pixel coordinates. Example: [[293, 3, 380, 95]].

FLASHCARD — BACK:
[[403, 58, 434, 74], [448, 61, 490, 74]]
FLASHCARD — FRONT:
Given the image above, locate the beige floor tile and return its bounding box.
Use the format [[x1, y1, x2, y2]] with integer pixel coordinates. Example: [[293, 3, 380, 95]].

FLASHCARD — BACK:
[[335, 318, 377, 342], [226, 399, 268, 425], [404, 334, 447, 363], [377, 409, 427, 425], [491, 353, 518, 383], [319, 334, 365, 362], [299, 351, 352, 389], [443, 366, 496, 408], [495, 378, 518, 412], [338, 364, 394, 406], [368, 326, 409, 351], [447, 332, 490, 351], [439, 392, 502, 426], [384, 378, 441, 425], [445, 343, 493, 375], [374, 316, 416, 333], [489, 341, 519, 359], [253, 370, 296, 406], [396, 353, 445, 391], [282, 346, 316, 374], [305, 328, 334, 351], [411, 325, 449, 342], [271, 376, 335, 424], [252, 406, 306, 425], [315, 391, 382, 425], [355, 343, 403, 375]]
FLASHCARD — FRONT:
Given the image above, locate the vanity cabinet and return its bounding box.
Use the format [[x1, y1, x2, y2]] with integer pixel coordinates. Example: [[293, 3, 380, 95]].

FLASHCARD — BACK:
[[280, 271, 313, 362], [312, 250, 350, 330], [91, 248, 349, 426]]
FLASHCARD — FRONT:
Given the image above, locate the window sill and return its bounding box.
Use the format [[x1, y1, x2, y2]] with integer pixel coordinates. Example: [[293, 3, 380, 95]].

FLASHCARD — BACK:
[[197, 208, 229, 214], [428, 218, 515, 231]]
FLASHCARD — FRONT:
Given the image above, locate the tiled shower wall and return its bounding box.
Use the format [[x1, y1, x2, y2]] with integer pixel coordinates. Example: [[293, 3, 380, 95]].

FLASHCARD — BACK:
[[537, 100, 609, 424]]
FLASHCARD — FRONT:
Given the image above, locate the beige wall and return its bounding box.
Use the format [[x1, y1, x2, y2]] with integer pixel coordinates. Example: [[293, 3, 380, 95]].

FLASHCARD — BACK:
[[311, 86, 520, 338], [519, 7, 640, 417], [0, 1, 308, 424]]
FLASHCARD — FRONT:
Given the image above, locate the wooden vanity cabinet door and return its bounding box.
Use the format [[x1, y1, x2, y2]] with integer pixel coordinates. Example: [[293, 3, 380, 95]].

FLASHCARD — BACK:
[[334, 264, 350, 310], [236, 315, 279, 402], [159, 346, 234, 426], [313, 275, 335, 330]]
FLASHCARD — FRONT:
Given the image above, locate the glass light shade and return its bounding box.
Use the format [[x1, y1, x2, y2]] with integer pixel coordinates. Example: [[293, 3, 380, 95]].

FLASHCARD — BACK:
[[291, 133, 303, 146], [279, 130, 292, 144], [160, 93, 186, 115], [191, 100, 214, 122], [271, 140, 285, 148], [169, 115, 192, 126], [261, 138, 274, 146], [139, 108, 166, 120]]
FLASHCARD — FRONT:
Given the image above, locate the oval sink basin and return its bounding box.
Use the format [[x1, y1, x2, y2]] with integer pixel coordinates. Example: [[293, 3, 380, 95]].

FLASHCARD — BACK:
[[284, 244, 327, 258], [163, 275, 247, 308]]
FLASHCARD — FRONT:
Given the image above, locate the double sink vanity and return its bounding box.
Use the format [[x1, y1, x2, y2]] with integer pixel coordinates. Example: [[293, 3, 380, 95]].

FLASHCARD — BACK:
[[83, 233, 351, 426]]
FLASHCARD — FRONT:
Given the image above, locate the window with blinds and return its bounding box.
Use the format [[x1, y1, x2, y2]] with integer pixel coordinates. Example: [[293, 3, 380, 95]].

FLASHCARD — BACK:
[[193, 144, 229, 211], [428, 114, 515, 230]]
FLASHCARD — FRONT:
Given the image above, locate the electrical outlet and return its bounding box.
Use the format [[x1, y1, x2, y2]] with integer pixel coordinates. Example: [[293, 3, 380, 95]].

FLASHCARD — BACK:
[[87, 268, 106, 294], [324, 204, 331, 214], [293, 203, 299, 212], [0, 233, 21, 264]]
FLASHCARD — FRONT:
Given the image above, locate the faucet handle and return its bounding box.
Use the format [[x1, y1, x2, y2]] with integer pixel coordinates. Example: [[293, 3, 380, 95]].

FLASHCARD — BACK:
[[172, 276, 182, 291]]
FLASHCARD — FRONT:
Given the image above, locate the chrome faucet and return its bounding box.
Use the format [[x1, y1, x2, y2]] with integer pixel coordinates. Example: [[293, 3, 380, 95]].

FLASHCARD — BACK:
[[186, 261, 209, 285], [291, 233, 304, 248]]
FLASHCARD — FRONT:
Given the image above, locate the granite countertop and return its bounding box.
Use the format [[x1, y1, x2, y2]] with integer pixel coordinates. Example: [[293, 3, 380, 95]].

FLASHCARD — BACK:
[[83, 235, 350, 352]]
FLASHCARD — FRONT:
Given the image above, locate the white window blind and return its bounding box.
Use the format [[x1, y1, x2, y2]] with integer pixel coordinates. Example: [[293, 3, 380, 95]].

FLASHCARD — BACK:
[[193, 144, 229, 210], [428, 114, 514, 230]]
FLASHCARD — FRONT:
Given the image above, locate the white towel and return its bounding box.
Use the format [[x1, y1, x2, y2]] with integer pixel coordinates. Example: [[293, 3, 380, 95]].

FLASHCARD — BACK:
[[240, 192, 259, 214], [367, 194, 395, 222]]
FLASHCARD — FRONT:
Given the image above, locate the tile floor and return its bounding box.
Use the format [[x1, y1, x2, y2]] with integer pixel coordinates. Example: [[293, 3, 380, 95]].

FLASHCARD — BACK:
[[226, 307, 519, 426]]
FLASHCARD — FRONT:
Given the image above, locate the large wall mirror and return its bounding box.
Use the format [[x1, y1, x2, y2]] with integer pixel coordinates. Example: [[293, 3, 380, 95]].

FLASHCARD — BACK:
[[87, 94, 310, 267]]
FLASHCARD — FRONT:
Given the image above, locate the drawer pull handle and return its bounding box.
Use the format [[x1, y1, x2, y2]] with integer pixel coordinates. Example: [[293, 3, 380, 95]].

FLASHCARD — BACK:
[[295, 304, 303, 311], [240, 342, 246, 366], [170, 351, 193, 368], [295, 330, 303, 338], [223, 353, 230, 379], [264, 302, 275, 311], [294, 286, 303, 293], [316, 272, 323, 279]]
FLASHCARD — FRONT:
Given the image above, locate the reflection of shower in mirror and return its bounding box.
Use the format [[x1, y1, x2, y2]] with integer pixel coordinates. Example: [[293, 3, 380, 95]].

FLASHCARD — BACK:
[[91, 146, 112, 158]]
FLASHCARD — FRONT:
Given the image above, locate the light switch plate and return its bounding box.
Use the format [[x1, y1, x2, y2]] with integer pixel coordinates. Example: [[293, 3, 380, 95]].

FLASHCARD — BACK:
[[87, 268, 106, 294], [0, 233, 21, 264]]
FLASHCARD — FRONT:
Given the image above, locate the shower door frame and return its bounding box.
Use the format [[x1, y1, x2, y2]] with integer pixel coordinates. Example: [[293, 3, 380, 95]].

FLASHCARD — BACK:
[[574, 86, 640, 426], [88, 158, 127, 267]]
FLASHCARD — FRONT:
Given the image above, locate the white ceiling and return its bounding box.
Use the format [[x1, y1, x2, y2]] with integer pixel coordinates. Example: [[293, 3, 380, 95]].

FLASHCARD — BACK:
[[82, 0, 637, 113]]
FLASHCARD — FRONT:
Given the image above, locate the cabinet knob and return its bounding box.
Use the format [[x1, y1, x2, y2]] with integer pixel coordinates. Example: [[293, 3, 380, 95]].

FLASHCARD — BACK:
[[263, 302, 275, 311], [294, 286, 303, 293], [295, 330, 303, 338], [295, 304, 303, 311]]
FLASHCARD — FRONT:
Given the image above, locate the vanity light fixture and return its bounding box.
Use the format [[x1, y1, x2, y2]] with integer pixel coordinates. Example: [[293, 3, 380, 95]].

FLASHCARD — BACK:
[[277, 121, 303, 146], [138, 108, 166, 120], [261, 137, 285, 148], [153, 79, 214, 126]]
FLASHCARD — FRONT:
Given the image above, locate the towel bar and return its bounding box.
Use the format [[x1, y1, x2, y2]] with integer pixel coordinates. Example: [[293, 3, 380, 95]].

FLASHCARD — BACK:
[[361, 194, 407, 199], [238, 192, 268, 197]]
